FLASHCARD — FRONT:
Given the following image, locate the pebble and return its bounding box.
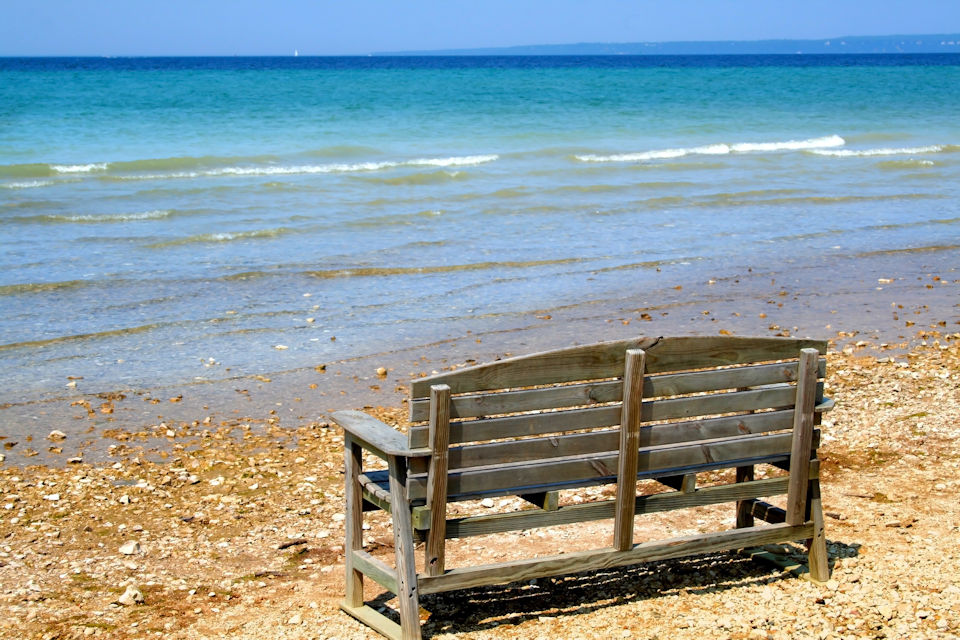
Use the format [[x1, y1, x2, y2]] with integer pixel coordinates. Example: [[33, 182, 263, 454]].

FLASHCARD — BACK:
[[480, 498, 495, 508], [0, 341, 956, 639], [119, 541, 141, 556], [117, 585, 144, 606], [47, 430, 67, 441]]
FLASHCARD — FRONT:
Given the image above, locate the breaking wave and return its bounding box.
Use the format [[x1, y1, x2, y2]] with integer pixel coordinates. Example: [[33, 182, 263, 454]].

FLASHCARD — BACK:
[[575, 135, 845, 162], [808, 144, 956, 157], [13, 210, 173, 224]]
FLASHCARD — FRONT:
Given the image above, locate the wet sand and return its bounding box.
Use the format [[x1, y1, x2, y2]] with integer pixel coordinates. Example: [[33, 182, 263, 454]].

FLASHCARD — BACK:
[[0, 245, 957, 467]]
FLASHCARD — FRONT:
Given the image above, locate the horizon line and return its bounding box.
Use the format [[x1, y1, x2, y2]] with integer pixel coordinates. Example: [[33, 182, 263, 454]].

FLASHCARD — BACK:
[[3, 32, 959, 58]]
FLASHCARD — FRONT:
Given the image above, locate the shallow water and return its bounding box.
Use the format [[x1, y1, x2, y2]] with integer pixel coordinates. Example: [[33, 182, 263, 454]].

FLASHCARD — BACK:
[[1, 55, 959, 405]]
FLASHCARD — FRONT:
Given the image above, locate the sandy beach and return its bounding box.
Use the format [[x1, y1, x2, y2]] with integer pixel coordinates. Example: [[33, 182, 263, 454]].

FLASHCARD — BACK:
[[1, 266, 958, 639]]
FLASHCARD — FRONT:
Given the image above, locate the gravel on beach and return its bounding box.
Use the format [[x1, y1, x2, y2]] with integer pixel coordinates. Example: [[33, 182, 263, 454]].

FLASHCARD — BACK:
[[1, 331, 958, 640]]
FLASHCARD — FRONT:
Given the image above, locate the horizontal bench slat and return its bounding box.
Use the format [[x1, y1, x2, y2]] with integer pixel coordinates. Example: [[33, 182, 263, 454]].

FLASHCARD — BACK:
[[412, 474, 794, 535], [411, 336, 659, 398], [352, 550, 398, 594], [417, 522, 814, 595], [410, 405, 621, 449], [409, 384, 815, 448], [410, 358, 826, 422], [407, 431, 805, 502], [411, 336, 826, 398], [410, 409, 796, 474]]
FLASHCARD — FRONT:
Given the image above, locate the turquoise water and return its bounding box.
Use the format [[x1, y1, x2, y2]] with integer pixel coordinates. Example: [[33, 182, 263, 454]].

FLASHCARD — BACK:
[[2, 56, 959, 403]]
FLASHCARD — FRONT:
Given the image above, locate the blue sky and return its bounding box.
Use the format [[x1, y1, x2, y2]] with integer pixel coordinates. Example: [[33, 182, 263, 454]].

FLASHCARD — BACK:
[[3, 0, 960, 56]]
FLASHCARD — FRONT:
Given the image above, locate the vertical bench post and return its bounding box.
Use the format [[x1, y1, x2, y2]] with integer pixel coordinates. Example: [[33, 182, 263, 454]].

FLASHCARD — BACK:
[[613, 348, 645, 551], [343, 435, 364, 608], [786, 348, 819, 525], [735, 466, 755, 528], [388, 454, 422, 640], [424, 384, 451, 577], [806, 472, 830, 582]]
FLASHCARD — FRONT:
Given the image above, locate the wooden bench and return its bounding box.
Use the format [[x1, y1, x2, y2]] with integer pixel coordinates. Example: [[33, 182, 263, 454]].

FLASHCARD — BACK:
[[331, 335, 833, 639]]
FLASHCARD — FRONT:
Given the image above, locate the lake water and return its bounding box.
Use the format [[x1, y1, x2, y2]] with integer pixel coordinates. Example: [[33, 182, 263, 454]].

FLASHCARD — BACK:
[[2, 55, 959, 407]]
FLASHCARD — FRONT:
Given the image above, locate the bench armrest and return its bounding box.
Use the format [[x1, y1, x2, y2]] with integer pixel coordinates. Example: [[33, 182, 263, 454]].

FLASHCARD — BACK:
[[815, 397, 835, 413], [331, 410, 431, 459]]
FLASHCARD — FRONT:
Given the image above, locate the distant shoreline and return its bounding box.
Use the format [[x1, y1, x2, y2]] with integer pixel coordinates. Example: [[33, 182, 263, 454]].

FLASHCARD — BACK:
[[3, 33, 960, 60], [376, 33, 960, 57]]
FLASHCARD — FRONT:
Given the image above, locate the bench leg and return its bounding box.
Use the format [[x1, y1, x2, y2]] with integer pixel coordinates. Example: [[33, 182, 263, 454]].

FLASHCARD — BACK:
[[344, 437, 364, 608], [388, 455, 422, 640], [806, 478, 830, 582], [735, 465, 755, 528]]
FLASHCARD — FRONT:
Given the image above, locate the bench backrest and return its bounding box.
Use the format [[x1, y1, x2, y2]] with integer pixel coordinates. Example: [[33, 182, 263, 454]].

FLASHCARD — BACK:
[[405, 336, 827, 504]]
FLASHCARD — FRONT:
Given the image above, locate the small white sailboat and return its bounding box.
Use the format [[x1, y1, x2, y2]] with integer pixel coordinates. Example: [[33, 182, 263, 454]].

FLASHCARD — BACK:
[[294, 49, 299, 57]]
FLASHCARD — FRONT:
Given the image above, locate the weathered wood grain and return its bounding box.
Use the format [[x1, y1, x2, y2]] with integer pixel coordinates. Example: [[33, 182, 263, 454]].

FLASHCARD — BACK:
[[339, 337, 832, 640], [359, 473, 392, 513], [747, 499, 787, 524], [417, 522, 814, 595], [519, 491, 559, 511], [409, 358, 826, 422], [410, 472, 803, 535], [424, 385, 451, 577], [786, 349, 819, 525], [413, 409, 796, 472], [405, 431, 802, 501], [333, 410, 428, 459], [806, 478, 830, 582], [410, 336, 661, 398], [408, 384, 820, 449], [344, 437, 364, 608], [735, 466, 755, 528], [614, 349, 645, 551], [364, 431, 817, 508], [410, 336, 826, 398], [340, 602, 403, 640], [352, 549, 398, 595], [387, 456, 422, 640]]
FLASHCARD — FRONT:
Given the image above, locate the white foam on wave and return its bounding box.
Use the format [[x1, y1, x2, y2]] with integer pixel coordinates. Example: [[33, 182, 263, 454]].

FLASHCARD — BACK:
[[56, 210, 172, 223], [210, 161, 396, 176], [808, 145, 944, 157], [575, 136, 845, 163], [51, 163, 109, 173], [577, 144, 729, 163], [2, 180, 55, 189], [114, 154, 499, 180], [731, 135, 845, 152], [406, 154, 499, 167]]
